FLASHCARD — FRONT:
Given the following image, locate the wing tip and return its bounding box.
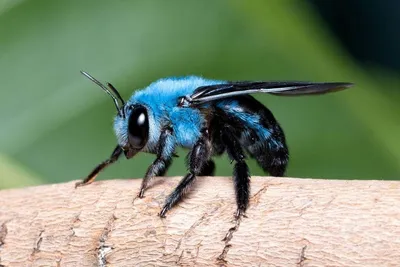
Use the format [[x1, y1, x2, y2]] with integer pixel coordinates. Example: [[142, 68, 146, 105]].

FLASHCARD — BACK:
[[329, 82, 354, 91], [336, 82, 354, 89], [268, 81, 354, 96], [328, 82, 354, 93]]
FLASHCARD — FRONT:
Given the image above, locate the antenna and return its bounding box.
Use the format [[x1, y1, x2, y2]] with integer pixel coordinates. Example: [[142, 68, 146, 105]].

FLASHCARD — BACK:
[[107, 82, 125, 106], [80, 71, 125, 117]]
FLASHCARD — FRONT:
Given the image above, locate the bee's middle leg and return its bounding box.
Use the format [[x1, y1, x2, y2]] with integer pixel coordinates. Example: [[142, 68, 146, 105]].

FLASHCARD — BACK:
[[198, 160, 215, 176], [159, 129, 211, 217]]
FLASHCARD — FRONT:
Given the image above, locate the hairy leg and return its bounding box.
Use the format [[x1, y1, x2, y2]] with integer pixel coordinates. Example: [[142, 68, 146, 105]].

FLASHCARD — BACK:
[[75, 145, 123, 188], [198, 160, 215, 176], [139, 126, 175, 197], [159, 129, 211, 217], [221, 126, 250, 218]]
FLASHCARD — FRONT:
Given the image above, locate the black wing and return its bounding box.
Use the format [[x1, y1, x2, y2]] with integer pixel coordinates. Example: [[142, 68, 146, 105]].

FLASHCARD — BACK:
[[188, 81, 353, 105]]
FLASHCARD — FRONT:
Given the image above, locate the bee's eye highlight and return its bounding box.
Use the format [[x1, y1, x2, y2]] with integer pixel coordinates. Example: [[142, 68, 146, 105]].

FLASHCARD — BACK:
[[128, 106, 149, 149]]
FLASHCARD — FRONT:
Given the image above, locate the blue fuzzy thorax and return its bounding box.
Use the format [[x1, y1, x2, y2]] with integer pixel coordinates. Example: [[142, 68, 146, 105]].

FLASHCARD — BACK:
[[113, 76, 225, 153]]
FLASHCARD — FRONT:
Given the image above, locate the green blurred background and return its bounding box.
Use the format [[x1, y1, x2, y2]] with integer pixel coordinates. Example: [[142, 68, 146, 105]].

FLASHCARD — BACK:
[[1, 0, 399, 189]]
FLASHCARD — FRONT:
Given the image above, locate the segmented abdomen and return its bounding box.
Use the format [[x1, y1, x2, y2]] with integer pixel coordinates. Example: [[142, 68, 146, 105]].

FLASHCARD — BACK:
[[211, 95, 289, 176]]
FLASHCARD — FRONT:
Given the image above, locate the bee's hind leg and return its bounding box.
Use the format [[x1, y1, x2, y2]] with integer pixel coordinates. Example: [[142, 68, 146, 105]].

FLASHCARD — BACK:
[[221, 126, 250, 219]]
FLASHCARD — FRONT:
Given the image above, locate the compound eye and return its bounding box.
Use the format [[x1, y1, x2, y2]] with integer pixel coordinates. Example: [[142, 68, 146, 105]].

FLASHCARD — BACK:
[[128, 106, 149, 149]]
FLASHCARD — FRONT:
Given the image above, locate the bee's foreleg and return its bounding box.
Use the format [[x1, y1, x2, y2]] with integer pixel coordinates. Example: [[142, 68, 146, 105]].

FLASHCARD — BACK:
[[159, 129, 211, 217], [75, 145, 123, 188], [221, 126, 250, 219], [139, 126, 175, 198]]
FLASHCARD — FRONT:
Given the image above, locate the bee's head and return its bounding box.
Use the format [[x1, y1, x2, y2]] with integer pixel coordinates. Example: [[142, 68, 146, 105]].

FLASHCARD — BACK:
[[81, 71, 148, 159]]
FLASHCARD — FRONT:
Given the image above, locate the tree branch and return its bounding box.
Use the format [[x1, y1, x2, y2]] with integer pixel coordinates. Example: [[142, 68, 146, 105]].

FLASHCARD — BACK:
[[0, 177, 399, 266]]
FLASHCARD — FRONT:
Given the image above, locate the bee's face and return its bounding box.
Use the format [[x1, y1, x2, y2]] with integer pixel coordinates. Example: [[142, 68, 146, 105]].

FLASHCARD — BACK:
[[113, 104, 149, 159], [127, 105, 149, 150], [114, 104, 149, 159]]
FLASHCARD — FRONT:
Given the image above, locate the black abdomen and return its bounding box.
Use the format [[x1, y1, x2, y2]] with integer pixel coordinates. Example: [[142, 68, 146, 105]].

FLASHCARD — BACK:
[[209, 95, 289, 176]]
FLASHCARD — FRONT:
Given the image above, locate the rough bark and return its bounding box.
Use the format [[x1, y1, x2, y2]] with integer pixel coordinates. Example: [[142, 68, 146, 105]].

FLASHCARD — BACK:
[[0, 177, 399, 267]]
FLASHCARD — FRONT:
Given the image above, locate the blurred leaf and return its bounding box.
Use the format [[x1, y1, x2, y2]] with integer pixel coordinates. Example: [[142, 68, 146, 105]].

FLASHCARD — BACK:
[[0, 0, 25, 14], [0, 153, 43, 188]]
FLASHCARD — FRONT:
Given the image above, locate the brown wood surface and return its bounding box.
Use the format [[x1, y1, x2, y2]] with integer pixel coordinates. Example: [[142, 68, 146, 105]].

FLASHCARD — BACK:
[[0, 177, 399, 267]]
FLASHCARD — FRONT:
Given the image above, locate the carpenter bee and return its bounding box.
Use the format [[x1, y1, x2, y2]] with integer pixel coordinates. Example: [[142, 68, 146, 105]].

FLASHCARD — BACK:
[[75, 71, 352, 218]]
